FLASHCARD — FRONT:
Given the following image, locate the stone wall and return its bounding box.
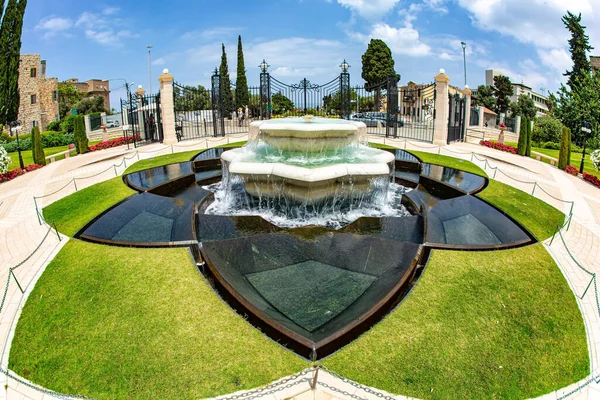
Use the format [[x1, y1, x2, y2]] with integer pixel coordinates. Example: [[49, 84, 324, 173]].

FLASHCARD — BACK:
[[16, 54, 59, 133]]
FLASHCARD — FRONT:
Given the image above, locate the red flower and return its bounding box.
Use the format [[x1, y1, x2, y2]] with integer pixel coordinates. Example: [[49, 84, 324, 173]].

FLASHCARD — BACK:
[[583, 173, 600, 189], [565, 165, 579, 176], [479, 140, 518, 154]]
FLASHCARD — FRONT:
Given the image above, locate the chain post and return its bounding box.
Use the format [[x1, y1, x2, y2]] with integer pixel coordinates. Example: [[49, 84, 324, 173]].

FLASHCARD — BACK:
[[33, 197, 41, 225], [437, 146, 441, 154], [470, 153, 474, 162], [10, 270, 24, 294], [52, 222, 61, 241], [114, 165, 118, 176], [493, 168, 498, 179], [531, 182, 537, 196], [582, 275, 595, 299], [73, 179, 78, 191], [171, 144, 174, 154]]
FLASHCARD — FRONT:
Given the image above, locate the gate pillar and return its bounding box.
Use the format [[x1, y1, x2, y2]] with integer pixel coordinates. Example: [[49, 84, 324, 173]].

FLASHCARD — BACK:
[[158, 69, 177, 144], [463, 86, 472, 129], [433, 69, 450, 146]]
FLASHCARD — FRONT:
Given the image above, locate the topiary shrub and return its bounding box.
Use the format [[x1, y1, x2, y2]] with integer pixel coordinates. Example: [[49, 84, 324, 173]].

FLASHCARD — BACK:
[[517, 116, 528, 156], [532, 115, 562, 143], [46, 120, 61, 132], [31, 126, 46, 166], [60, 114, 77, 134], [525, 119, 533, 157], [73, 115, 88, 154], [542, 142, 560, 150], [558, 126, 571, 170]]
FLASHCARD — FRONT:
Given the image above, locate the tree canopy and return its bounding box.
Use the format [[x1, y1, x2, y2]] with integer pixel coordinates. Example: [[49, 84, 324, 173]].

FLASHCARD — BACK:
[[271, 92, 294, 115], [0, 0, 27, 125], [492, 75, 513, 114], [562, 11, 593, 90], [510, 94, 537, 120], [74, 96, 106, 115], [174, 85, 211, 111], [58, 82, 84, 118], [235, 35, 249, 109], [361, 39, 398, 90], [472, 85, 495, 110]]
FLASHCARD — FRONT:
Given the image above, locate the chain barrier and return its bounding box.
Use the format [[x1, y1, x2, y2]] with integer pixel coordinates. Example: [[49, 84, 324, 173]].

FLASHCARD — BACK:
[[0, 365, 90, 399], [218, 368, 313, 400], [319, 366, 397, 400]]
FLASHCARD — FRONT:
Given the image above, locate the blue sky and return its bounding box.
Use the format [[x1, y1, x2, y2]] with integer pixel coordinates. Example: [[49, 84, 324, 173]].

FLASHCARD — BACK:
[[22, 0, 600, 109]]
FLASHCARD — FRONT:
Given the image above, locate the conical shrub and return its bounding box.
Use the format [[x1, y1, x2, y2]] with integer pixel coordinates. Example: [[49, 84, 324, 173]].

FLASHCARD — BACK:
[[517, 117, 528, 156], [525, 119, 533, 157], [31, 126, 46, 166], [558, 126, 571, 170], [74, 115, 88, 154]]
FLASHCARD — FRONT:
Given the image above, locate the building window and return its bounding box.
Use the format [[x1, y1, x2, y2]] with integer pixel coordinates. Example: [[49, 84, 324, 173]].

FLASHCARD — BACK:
[[31, 94, 37, 104], [31, 121, 37, 128], [55, 114, 59, 121], [30, 68, 37, 78], [52, 90, 57, 101]]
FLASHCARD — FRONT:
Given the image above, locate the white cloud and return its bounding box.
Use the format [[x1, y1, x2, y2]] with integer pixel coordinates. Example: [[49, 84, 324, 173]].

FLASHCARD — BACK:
[[181, 27, 242, 41], [75, 10, 139, 47], [335, 0, 401, 20], [152, 58, 166, 66], [102, 7, 120, 15], [35, 16, 73, 39], [349, 22, 431, 57]]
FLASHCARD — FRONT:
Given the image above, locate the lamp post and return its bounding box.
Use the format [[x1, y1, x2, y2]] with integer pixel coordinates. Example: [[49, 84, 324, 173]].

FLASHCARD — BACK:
[[581, 123, 592, 174], [461, 41, 467, 87], [10, 120, 24, 169], [147, 45, 153, 95]]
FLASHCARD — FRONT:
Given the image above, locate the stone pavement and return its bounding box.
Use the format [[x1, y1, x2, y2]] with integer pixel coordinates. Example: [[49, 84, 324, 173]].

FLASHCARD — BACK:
[[0, 135, 599, 399]]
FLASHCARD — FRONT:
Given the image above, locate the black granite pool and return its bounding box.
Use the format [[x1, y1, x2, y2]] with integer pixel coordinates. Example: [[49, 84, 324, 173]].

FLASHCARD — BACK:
[[76, 146, 536, 359]]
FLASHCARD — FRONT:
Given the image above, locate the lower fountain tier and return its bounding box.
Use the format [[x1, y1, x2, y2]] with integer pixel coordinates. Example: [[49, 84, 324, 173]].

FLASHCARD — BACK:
[[228, 162, 392, 205]]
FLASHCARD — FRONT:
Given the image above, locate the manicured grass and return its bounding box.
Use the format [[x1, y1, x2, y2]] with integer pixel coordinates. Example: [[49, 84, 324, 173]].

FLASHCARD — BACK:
[[123, 150, 201, 174], [407, 150, 487, 177], [7, 146, 77, 170], [325, 244, 589, 399], [478, 180, 566, 240], [533, 148, 600, 178], [215, 140, 247, 148], [43, 177, 135, 237], [9, 240, 306, 399]]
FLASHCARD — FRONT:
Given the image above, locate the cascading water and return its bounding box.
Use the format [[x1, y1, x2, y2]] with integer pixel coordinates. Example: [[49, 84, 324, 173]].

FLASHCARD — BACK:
[[205, 117, 411, 228]]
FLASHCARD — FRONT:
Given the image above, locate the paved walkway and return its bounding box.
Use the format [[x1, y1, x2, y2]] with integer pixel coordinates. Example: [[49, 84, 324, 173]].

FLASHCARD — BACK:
[[0, 135, 599, 399]]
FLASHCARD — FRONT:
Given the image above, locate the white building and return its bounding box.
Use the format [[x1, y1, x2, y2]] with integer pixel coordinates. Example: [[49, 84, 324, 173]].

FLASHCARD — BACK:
[[484, 70, 548, 116]]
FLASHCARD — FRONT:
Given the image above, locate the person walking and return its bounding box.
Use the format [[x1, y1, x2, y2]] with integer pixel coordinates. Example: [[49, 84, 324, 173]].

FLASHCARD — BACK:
[[237, 107, 244, 127]]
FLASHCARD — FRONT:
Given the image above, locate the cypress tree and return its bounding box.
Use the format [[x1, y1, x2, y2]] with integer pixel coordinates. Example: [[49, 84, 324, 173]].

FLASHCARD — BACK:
[[517, 117, 528, 156], [74, 115, 88, 154], [567, 127, 572, 165], [31, 125, 45, 165], [235, 35, 249, 109], [558, 126, 571, 170], [525, 119, 533, 157], [0, 0, 26, 125], [219, 43, 234, 115]]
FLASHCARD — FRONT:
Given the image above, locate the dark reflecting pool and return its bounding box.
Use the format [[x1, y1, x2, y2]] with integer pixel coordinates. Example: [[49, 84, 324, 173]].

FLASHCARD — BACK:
[[77, 147, 536, 359]]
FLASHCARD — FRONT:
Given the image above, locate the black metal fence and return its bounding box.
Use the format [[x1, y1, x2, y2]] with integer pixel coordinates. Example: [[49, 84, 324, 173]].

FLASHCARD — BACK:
[[447, 93, 466, 143], [470, 107, 480, 126], [120, 92, 163, 147]]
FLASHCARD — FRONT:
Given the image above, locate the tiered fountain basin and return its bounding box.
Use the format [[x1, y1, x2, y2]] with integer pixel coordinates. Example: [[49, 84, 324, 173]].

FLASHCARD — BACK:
[[221, 117, 395, 204]]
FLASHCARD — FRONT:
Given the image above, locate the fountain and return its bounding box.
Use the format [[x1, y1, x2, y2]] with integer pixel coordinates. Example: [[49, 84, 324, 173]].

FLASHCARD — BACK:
[[210, 116, 403, 227]]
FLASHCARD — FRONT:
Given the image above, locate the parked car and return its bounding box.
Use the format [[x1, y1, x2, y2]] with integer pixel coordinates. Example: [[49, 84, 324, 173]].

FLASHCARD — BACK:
[[366, 112, 405, 127], [350, 112, 405, 128], [106, 120, 120, 128]]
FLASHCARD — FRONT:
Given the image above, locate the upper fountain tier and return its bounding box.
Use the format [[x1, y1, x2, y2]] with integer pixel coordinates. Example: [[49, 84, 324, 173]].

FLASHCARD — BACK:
[[253, 116, 363, 152]]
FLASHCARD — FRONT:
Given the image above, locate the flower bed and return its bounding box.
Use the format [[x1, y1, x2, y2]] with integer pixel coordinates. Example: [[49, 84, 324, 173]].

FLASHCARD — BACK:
[[89, 135, 140, 152], [480, 140, 518, 154], [0, 164, 43, 183], [565, 165, 579, 176], [583, 173, 600, 189]]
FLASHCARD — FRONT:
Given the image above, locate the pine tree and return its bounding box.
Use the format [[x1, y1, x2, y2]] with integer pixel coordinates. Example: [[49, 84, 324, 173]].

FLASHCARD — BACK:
[[525, 119, 533, 157], [362, 39, 399, 109], [219, 43, 234, 115], [235, 35, 249, 109], [517, 117, 528, 156], [31, 125, 45, 165], [74, 115, 88, 154], [0, 0, 27, 125], [493, 75, 513, 114], [562, 12, 593, 90], [558, 126, 571, 170]]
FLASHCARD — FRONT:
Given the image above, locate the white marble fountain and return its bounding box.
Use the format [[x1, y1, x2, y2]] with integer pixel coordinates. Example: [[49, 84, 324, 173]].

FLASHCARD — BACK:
[[220, 116, 396, 204]]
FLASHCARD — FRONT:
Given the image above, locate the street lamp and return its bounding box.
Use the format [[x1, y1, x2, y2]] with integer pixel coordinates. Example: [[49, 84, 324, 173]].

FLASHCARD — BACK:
[[147, 45, 153, 95], [340, 59, 350, 73], [581, 123, 592, 174], [259, 59, 270, 73], [461, 41, 467, 87], [10, 120, 24, 169]]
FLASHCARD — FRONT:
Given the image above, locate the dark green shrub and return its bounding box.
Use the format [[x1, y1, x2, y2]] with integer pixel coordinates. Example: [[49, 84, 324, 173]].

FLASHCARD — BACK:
[[73, 115, 88, 154], [517, 117, 528, 156], [542, 142, 560, 150], [41, 132, 74, 148], [0, 131, 14, 143], [532, 115, 562, 143], [525, 119, 532, 157], [558, 126, 571, 170], [1, 138, 32, 152], [60, 114, 77, 134], [46, 120, 61, 132], [31, 126, 46, 166]]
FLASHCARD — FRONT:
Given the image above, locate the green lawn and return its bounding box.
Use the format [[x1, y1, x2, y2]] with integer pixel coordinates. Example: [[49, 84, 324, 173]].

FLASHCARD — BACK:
[[123, 150, 201, 174], [9, 240, 305, 399], [43, 177, 135, 237], [326, 244, 588, 399], [7, 146, 76, 170]]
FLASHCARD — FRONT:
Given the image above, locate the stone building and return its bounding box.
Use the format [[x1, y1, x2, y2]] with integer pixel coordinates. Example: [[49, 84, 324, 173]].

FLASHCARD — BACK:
[[591, 56, 600, 73], [17, 54, 59, 132], [64, 78, 111, 111]]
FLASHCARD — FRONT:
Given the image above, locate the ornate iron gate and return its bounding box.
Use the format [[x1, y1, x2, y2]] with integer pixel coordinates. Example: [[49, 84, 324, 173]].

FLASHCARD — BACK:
[[447, 93, 466, 144], [258, 60, 351, 119], [120, 92, 163, 147]]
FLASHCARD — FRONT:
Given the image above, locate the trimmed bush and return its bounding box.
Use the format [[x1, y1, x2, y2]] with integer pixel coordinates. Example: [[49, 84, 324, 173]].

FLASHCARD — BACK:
[[60, 114, 77, 134], [532, 115, 563, 143], [73, 115, 88, 154], [0, 131, 14, 143], [558, 126, 571, 170], [1, 138, 32, 152], [46, 120, 61, 132], [31, 126, 46, 166], [542, 142, 560, 150], [525, 119, 533, 157], [517, 116, 528, 156], [41, 132, 74, 148]]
